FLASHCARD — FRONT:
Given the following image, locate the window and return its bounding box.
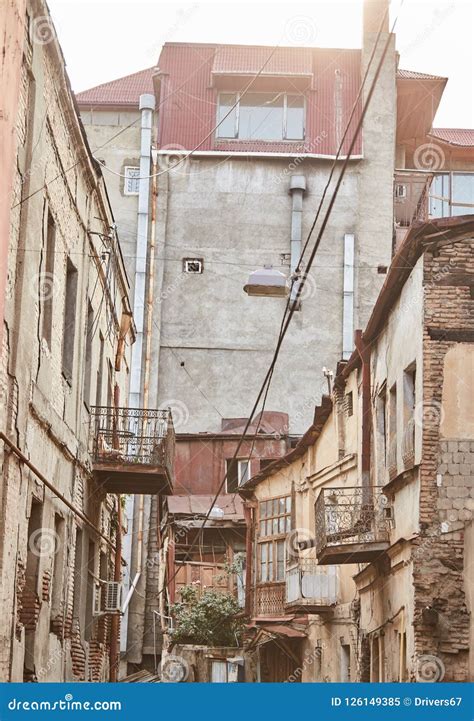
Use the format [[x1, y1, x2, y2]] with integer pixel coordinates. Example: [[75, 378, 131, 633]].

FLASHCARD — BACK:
[[83, 301, 94, 407], [226, 458, 251, 493], [389, 383, 397, 444], [344, 391, 353, 417], [258, 496, 291, 537], [95, 332, 105, 407], [124, 166, 140, 195], [340, 643, 351, 682], [376, 384, 388, 471], [62, 258, 78, 381], [183, 258, 203, 274], [257, 496, 291, 583], [403, 364, 416, 424], [50, 514, 66, 626], [217, 92, 305, 142], [429, 172, 474, 217], [42, 212, 56, 346]]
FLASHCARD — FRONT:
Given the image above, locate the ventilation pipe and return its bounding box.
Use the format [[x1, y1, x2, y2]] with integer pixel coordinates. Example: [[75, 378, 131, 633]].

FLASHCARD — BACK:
[[121, 93, 155, 661], [289, 175, 306, 304], [342, 233, 355, 360], [129, 93, 155, 409]]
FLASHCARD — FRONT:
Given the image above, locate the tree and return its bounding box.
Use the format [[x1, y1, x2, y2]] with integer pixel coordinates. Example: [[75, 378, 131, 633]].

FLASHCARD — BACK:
[[170, 585, 245, 647]]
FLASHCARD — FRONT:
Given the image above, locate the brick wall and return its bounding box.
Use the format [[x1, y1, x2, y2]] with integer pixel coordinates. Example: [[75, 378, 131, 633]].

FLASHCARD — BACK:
[[412, 239, 474, 682]]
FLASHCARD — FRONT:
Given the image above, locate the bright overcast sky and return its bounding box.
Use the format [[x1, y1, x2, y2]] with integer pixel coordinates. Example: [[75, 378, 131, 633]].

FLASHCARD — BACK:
[[49, 0, 473, 128]]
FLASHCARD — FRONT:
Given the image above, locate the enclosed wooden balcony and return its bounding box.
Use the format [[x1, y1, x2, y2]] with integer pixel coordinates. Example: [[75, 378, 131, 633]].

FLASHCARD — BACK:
[[315, 486, 390, 565], [255, 583, 285, 618], [90, 406, 174, 494], [285, 559, 338, 613]]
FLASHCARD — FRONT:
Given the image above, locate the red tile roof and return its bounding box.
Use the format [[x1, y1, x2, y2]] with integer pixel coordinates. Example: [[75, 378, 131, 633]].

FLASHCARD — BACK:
[[397, 68, 447, 81], [429, 128, 474, 147], [75, 67, 155, 107]]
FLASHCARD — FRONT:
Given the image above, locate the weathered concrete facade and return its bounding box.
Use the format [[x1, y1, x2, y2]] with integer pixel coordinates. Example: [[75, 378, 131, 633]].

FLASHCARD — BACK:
[[0, 0, 134, 682]]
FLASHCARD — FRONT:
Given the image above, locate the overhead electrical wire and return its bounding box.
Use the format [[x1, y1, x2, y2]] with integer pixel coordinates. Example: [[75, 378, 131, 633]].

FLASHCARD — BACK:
[[141, 2, 402, 613]]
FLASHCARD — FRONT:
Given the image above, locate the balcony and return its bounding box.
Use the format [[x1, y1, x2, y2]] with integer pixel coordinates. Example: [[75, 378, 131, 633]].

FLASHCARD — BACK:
[[315, 487, 390, 565], [285, 560, 338, 613], [90, 406, 174, 494]]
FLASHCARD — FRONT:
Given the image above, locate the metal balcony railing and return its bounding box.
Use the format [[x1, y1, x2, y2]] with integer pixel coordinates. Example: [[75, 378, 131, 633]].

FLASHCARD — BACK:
[[286, 560, 338, 607], [315, 487, 390, 557], [90, 406, 175, 478], [401, 417, 415, 469], [255, 583, 285, 617]]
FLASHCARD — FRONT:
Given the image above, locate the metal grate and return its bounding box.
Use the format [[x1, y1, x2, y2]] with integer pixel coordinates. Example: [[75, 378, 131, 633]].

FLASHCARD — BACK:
[[90, 406, 175, 477], [255, 583, 285, 617], [315, 486, 390, 555]]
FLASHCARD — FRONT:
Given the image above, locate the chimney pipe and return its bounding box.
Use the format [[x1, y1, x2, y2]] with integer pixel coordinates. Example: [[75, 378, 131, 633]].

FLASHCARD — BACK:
[[363, 0, 389, 36]]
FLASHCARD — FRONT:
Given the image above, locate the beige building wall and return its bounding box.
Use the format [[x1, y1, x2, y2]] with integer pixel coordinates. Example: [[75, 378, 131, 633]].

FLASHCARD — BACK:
[[0, 0, 133, 682]]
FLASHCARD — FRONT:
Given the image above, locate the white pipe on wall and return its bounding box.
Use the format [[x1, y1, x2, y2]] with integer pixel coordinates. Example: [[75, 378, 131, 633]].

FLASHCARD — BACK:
[[289, 175, 306, 304], [342, 233, 355, 360]]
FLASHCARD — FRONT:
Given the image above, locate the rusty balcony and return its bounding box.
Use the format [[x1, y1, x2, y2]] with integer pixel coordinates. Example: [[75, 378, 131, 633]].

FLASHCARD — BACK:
[[285, 559, 338, 613], [315, 487, 391, 565], [90, 406, 175, 494]]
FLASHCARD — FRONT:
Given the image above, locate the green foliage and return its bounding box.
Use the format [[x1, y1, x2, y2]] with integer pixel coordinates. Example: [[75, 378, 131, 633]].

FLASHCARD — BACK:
[[170, 585, 245, 647]]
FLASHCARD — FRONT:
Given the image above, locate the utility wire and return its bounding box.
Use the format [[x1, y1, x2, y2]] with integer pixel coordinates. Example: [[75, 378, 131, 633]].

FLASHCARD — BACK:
[[160, 4, 400, 598]]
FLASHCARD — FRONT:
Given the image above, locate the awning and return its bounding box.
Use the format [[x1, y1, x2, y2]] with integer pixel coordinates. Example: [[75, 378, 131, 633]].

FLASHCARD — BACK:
[[246, 624, 307, 650]]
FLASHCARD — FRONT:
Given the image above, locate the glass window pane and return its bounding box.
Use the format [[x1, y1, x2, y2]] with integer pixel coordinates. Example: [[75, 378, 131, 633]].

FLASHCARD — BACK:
[[273, 499, 279, 516], [260, 501, 266, 519], [452, 173, 474, 215], [266, 520, 272, 535], [279, 498, 285, 515], [279, 517, 285, 533], [238, 92, 284, 141], [217, 93, 237, 138], [238, 460, 250, 484], [286, 95, 304, 140], [260, 520, 265, 536], [286, 496, 291, 514], [429, 174, 450, 218], [286, 516, 292, 532], [273, 518, 279, 534], [261, 543, 267, 563], [276, 540, 285, 581]]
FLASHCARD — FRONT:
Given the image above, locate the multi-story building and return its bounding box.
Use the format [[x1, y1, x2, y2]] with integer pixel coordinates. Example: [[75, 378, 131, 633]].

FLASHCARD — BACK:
[[0, 0, 175, 682], [239, 214, 474, 683]]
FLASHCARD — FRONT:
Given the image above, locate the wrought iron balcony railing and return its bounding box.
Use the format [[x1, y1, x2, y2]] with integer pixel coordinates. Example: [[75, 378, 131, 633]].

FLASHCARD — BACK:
[[315, 486, 391, 564], [285, 559, 338, 610], [255, 583, 285, 617], [89, 406, 175, 492]]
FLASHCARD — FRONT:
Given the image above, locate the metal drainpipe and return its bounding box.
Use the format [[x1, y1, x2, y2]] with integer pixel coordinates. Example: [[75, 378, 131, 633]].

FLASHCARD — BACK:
[[289, 175, 306, 304], [121, 93, 155, 662], [129, 93, 155, 410], [342, 233, 355, 360]]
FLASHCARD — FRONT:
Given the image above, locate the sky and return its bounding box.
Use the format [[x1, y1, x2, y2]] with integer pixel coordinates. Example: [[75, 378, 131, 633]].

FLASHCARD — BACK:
[[49, 0, 473, 128]]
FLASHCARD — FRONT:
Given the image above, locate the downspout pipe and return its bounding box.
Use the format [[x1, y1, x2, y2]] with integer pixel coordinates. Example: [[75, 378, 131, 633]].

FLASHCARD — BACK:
[[342, 233, 355, 360], [289, 175, 306, 305], [354, 330, 372, 499]]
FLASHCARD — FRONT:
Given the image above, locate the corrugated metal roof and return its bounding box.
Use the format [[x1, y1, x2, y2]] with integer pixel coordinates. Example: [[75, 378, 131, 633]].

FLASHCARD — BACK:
[[429, 128, 474, 147], [212, 45, 313, 76], [167, 494, 244, 519], [75, 67, 155, 106]]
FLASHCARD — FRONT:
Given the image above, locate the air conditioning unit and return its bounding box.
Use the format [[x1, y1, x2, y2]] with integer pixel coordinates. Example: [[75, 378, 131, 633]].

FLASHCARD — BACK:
[[104, 581, 122, 613], [93, 581, 122, 615]]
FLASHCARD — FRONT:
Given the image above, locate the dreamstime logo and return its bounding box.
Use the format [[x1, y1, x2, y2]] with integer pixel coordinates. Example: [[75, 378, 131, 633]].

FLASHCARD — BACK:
[[29, 528, 60, 558], [284, 16, 318, 45], [413, 143, 445, 171], [294, 271, 317, 301], [286, 527, 314, 559], [159, 654, 189, 683], [30, 15, 57, 45], [30, 272, 60, 302], [414, 400, 445, 430], [158, 145, 190, 175], [162, 399, 190, 430], [416, 654, 445, 683]]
